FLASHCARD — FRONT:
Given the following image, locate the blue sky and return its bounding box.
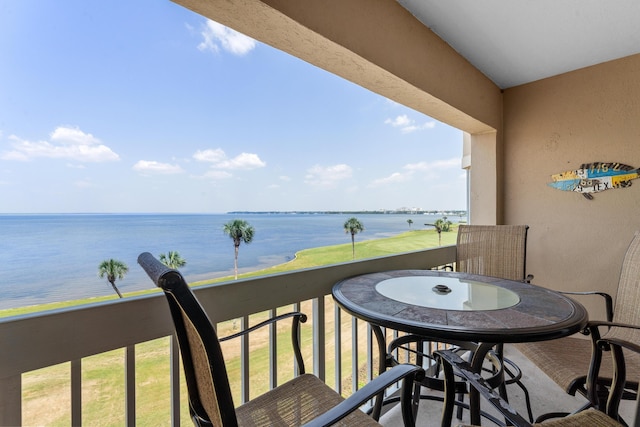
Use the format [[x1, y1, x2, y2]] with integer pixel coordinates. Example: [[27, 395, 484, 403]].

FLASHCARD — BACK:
[[0, 0, 465, 214]]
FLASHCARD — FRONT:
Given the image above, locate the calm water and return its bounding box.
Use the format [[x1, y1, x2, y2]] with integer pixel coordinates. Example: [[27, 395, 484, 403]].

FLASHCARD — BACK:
[[0, 213, 461, 309]]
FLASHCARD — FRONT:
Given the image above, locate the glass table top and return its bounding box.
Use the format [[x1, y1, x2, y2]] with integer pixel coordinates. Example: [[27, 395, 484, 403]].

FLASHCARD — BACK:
[[375, 275, 520, 311]]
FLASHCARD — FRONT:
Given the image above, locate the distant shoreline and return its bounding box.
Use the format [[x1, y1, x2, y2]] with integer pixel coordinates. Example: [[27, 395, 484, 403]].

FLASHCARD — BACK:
[[227, 210, 467, 216]]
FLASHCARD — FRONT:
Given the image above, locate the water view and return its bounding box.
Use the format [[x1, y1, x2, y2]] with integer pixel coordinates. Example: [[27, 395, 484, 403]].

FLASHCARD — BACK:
[[0, 212, 464, 310]]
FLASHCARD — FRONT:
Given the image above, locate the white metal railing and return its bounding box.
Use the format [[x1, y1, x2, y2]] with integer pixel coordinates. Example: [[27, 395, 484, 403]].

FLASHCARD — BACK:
[[0, 245, 456, 426]]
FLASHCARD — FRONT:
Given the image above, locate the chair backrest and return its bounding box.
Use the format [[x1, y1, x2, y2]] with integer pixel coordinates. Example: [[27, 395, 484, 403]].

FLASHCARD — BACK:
[[138, 252, 238, 427], [611, 231, 640, 325], [456, 225, 529, 281]]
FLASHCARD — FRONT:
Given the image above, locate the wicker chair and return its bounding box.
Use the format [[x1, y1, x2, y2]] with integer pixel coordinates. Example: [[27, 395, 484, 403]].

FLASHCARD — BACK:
[[138, 252, 424, 427], [455, 225, 530, 282], [516, 230, 640, 422], [435, 321, 640, 427], [385, 225, 533, 420]]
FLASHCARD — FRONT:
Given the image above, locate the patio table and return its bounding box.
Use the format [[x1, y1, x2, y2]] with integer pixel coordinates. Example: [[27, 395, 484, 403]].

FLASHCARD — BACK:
[[332, 269, 589, 425]]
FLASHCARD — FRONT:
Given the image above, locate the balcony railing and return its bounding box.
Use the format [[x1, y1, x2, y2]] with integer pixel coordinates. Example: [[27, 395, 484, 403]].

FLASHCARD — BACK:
[[0, 245, 456, 426]]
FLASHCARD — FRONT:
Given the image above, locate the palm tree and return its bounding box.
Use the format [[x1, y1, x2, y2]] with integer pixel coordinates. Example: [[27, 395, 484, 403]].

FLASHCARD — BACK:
[[223, 219, 255, 280], [426, 216, 453, 246], [407, 218, 414, 228], [159, 251, 187, 269], [343, 217, 365, 260], [98, 259, 128, 298]]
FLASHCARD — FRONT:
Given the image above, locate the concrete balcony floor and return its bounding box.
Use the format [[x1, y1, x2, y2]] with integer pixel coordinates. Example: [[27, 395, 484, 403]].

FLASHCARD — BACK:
[[380, 344, 637, 426]]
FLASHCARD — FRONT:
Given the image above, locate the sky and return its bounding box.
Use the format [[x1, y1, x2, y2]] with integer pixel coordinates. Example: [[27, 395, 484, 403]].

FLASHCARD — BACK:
[[0, 0, 466, 214]]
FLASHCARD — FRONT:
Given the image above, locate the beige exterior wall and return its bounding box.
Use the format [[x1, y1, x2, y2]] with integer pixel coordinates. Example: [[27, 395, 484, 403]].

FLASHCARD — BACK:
[[467, 132, 499, 224], [503, 54, 640, 313]]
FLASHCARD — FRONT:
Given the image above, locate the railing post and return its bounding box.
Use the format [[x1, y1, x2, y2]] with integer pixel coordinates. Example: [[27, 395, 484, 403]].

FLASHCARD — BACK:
[[0, 375, 21, 426], [351, 316, 358, 393], [269, 309, 277, 389], [240, 315, 250, 403], [125, 345, 136, 427], [367, 323, 374, 383], [313, 297, 326, 381], [334, 305, 342, 393], [71, 359, 82, 426], [170, 335, 181, 427]]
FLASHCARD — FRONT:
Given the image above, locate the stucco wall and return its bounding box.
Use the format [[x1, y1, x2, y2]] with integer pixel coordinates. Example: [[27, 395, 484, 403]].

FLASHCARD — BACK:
[[503, 54, 640, 315]]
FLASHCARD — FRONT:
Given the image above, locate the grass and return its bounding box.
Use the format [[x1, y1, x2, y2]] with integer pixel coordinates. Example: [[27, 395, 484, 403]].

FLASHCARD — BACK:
[[17, 227, 458, 425]]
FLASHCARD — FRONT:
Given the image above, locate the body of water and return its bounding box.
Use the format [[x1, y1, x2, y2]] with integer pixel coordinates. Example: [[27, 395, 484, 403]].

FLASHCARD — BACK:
[[0, 213, 463, 309]]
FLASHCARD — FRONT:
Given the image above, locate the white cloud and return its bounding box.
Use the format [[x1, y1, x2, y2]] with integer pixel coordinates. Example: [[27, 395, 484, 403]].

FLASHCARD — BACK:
[[279, 175, 291, 181], [193, 149, 265, 170], [304, 164, 352, 188], [216, 152, 266, 170], [194, 148, 226, 163], [371, 172, 411, 186], [50, 126, 100, 145], [198, 20, 256, 56], [133, 160, 184, 175], [370, 158, 460, 187], [384, 115, 436, 134], [385, 115, 412, 127], [0, 126, 120, 162]]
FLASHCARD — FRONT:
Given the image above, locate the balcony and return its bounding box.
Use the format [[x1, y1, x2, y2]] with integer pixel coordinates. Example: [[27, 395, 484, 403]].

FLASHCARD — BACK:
[[0, 246, 455, 425], [2, 244, 636, 426]]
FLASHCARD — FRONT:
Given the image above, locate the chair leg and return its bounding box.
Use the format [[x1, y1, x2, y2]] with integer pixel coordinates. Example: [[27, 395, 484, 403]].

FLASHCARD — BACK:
[[607, 344, 626, 421], [503, 361, 534, 423], [441, 358, 456, 427], [370, 325, 388, 421], [510, 377, 534, 422]]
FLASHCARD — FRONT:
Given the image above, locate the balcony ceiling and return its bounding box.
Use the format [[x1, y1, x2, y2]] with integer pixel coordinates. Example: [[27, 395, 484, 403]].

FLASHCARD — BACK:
[[397, 0, 640, 89]]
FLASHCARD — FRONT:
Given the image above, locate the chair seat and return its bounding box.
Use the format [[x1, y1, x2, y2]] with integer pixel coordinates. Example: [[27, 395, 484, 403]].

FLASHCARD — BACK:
[[457, 408, 622, 427], [235, 373, 381, 426], [532, 408, 623, 427], [517, 338, 640, 395]]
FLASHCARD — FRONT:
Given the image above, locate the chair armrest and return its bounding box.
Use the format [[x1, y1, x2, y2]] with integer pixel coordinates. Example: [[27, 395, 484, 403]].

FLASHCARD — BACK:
[[593, 321, 640, 354], [435, 349, 532, 427], [302, 364, 425, 427], [588, 320, 640, 331], [560, 291, 614, 321], [219, 311, 307, 341], [220, 311, 307, 374]]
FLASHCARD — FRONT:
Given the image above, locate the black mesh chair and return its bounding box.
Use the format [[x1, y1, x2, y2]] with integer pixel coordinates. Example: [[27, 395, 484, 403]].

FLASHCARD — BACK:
[[436, 321, 640, 427], [138, 252, 424, 427]]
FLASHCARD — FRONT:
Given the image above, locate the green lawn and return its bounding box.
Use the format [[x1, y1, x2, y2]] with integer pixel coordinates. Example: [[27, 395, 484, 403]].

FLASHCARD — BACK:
[[17, 227, 458, 425]]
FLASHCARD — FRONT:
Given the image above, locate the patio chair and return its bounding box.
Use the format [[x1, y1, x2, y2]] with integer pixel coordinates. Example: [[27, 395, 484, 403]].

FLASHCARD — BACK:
[[435, 318, 640, 427], [385, 225, 533, 419], [516, 230, 640, 422], [137, 252, 424, 427], [455, 224, 531, 282]]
